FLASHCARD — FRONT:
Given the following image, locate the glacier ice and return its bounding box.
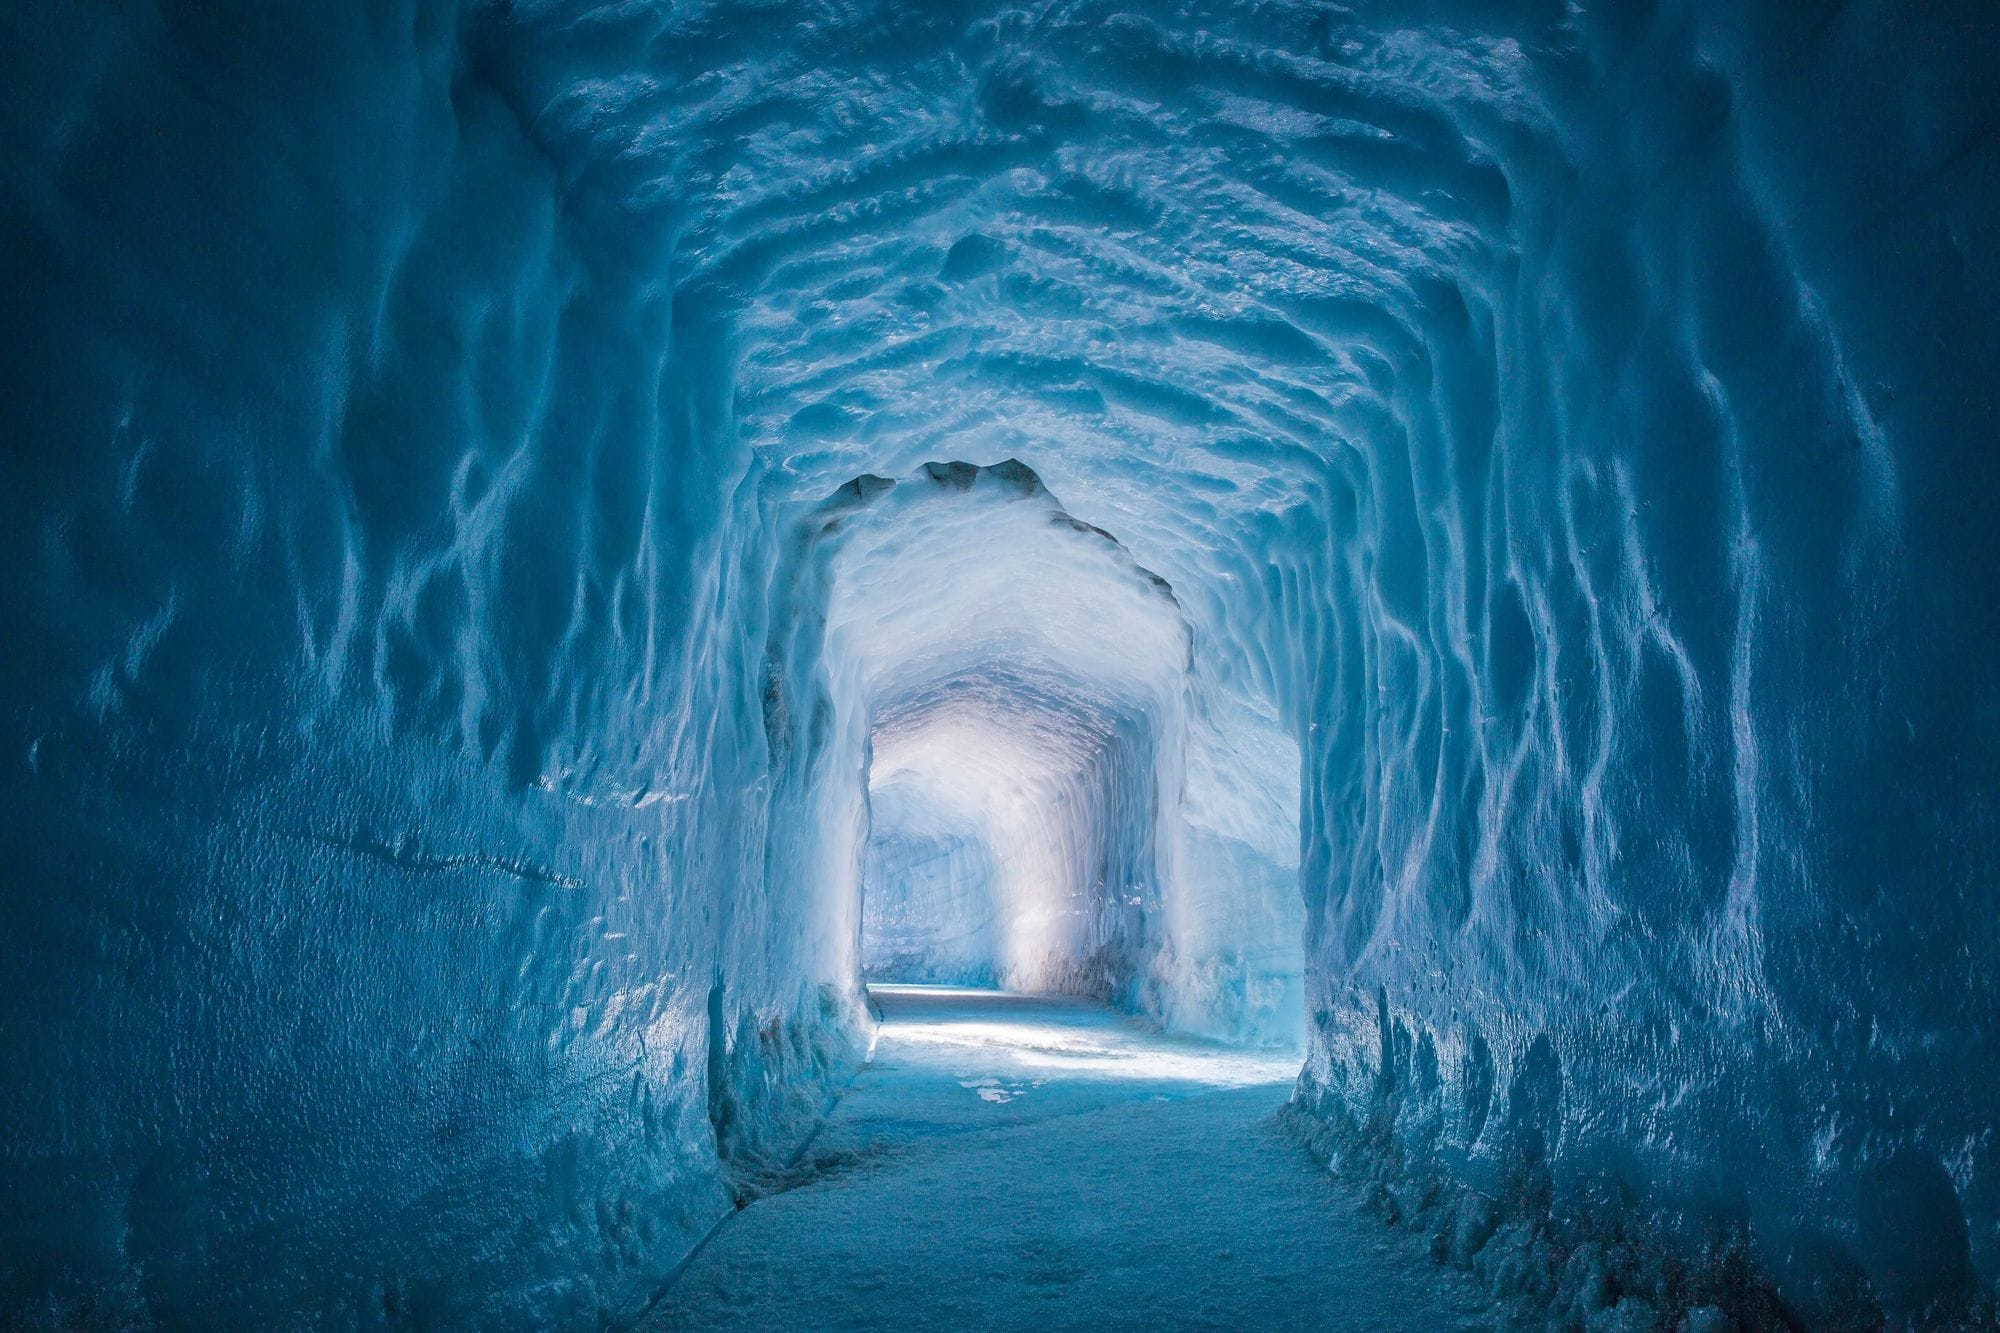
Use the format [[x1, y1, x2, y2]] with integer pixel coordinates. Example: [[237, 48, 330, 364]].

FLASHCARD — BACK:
[[1, 0, 1998, 1326]]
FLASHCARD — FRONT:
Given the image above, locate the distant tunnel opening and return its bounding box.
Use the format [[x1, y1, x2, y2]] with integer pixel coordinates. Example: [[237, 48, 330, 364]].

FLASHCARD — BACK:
[[856, 674, 1166, 998], [791, 461, 1304, 1041], [859, 789, 1001, 989]]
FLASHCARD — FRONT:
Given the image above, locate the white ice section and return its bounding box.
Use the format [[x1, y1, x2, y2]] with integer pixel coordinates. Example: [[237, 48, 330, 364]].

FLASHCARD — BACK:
[[795, 460, 1302, 1024], [823, 465, 1189, 1008], [3, 0, 1998, 1327]]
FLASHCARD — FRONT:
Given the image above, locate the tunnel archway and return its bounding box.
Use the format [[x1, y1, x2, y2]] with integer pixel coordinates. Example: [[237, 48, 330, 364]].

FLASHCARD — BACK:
[[1, 0, 1997, 1327], [763, 459, 1305, 1041]]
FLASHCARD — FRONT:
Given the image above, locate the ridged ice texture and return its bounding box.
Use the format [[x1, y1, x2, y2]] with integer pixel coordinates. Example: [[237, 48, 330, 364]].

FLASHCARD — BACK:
[[2, 0, 1998, 1327]]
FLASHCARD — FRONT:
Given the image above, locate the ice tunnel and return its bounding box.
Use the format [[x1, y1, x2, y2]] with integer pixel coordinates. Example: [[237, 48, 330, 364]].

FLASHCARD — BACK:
[[2, 0, 1999, 1327]]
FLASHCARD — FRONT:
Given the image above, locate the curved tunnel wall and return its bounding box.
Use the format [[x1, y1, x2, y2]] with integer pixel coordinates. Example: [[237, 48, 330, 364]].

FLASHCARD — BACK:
[[1, 0, 1997, 1326]]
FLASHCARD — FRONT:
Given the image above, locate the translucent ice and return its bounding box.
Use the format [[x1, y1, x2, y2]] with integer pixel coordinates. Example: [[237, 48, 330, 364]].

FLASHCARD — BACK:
[[1, 0, 1996, 1326]]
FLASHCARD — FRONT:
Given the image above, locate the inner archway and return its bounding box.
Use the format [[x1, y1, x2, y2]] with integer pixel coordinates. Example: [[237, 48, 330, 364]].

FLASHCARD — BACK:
[[792, 459, 1304, 1043]]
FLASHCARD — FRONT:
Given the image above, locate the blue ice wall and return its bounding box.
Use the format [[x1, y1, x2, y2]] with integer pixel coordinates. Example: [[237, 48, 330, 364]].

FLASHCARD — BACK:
[[0, 4, 863, 1325], [1275, 8, 2000, 1324], [860, 812, 1002, 986], [3, 0, 1999, 1327]]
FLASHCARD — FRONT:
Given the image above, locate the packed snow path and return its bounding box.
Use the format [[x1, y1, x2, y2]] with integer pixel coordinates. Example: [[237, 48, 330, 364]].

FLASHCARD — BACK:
[[646, 987, 1496, 1330]]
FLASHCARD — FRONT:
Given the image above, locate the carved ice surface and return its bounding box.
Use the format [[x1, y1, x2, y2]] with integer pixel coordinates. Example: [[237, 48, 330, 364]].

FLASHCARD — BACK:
[[1, 0, 1997, 1327]]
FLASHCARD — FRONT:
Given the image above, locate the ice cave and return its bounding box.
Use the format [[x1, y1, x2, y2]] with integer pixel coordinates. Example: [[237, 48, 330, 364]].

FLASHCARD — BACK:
[[2, 0, 1998, 1328]]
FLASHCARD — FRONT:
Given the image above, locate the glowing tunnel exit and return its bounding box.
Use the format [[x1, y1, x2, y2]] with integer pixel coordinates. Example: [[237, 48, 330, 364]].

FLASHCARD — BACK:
[[797, 461, 1304, 1045], [857, 672, 1169, 995]]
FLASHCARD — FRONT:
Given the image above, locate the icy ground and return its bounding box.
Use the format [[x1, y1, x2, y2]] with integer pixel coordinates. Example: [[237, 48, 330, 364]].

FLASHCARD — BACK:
[[645, 986, 1496, 1330]]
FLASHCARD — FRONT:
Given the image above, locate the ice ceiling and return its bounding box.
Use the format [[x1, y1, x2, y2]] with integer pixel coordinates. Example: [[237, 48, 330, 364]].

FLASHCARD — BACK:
[[1, 0, 1997, 1327]]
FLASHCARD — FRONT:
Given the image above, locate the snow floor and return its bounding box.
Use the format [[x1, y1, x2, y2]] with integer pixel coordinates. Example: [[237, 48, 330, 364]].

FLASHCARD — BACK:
[[644, 985, 1498, 1330]]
